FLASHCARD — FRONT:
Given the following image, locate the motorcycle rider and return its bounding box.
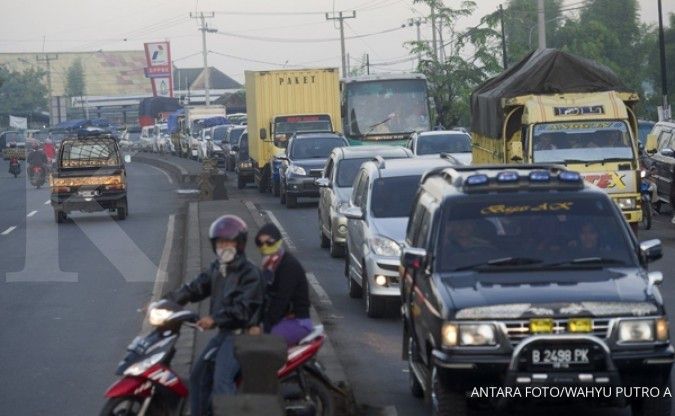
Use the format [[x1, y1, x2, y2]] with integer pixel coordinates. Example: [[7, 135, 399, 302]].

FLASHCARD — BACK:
[[43, 138, 56, 165], [162, 215, 264, 416], [251, 223, 312, 347], [27, 143, 47, 179], [8, 154, 20, 177]]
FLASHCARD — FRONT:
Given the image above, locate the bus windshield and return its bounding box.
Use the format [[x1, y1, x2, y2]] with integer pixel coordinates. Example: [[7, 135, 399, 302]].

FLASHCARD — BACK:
[[345, 79, 429, 138], [532, 121, 634, 164]]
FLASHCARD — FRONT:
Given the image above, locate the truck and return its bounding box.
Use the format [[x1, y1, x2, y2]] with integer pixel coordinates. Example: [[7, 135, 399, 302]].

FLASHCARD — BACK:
[[341, 73, 431, 145], [245, 68, 341, 194], [179, 105, 227, 159], [471, 49, 642, 230]]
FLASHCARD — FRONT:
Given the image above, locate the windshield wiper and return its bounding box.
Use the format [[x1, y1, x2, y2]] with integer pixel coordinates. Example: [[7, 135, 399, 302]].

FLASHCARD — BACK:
[[544, 257, 628, 268], [453, 257, 543, 272]]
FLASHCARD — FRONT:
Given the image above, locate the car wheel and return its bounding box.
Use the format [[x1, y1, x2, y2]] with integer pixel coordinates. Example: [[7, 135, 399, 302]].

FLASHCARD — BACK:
[[280, 182, 287, 205], [363, 264, 385, 318], [430, 366, 469, 416], [329, 236, 346, 258], [319, 223, 330, 249], [286, 194, 298, 209], [408, 335, 424, 398], [116, 203, 127, 221], [272, 179, 280, 197], [346, 255, 362, 298]]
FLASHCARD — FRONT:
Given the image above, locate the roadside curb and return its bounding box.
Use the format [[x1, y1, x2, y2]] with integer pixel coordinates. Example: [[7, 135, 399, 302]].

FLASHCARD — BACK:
[[132, 153, 200, 186]]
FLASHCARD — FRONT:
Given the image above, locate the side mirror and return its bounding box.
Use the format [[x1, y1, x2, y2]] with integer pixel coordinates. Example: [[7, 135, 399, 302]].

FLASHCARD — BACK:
[[401, 247, 428, 271], [648, 271, 664, 286], [315, 178, 330, 187], [338, 205, 363, 220], [232, 145, 239, 151], [660, 148, 675, 158], [124, 154, 131, 164], [260, 128, 267, 140], [640, 239, 663, 262]]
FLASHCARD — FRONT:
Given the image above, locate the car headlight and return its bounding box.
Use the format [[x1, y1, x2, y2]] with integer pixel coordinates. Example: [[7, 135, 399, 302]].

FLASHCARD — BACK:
[[459, 324, 497, 346], [618, 319, 655, 342], [287, 165, 307, 176], [369, 236, 401, 257], [230, 151, 237, 155], [240, 161, 252, 169], [615, 197, 637, 210], [148, 308, 173, 326], [442, 323, 458, 347], [123, 352, 165, 376]]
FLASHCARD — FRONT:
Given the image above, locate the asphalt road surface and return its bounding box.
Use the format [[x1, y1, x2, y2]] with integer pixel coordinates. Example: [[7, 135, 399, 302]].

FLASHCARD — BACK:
[[235, 184, 675, 416], [0, 159, 179, 415]]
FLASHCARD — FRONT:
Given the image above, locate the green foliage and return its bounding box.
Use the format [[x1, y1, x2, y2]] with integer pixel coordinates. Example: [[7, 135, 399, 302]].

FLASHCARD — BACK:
[[0, 66, 48, 114], [65, 59, 86, 98], [410, 0, 502, 127], [502, 0, 563, 65]]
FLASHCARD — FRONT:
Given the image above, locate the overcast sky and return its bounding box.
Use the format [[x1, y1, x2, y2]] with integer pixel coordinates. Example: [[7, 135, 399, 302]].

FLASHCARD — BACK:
[[0, 0, 672, 83]]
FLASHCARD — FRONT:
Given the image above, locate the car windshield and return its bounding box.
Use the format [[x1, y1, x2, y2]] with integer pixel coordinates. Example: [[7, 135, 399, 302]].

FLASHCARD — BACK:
[[436, 194, 636, 272], [212, 127, 228, 141], [336, 158, 370, 187], [371, 175, 421, 218], [289, 137, 344, 160], [238, 134, 248, 158], [417, 133, 471, 155], [228, 128, 244, 144], [532, 121, 634, 163], [638, 122, 655, 145], [60, 139, 120, 167]]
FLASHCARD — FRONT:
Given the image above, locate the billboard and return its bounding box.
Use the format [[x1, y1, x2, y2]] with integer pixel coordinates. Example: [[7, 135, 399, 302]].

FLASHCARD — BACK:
[[144, 42, 173, 98]]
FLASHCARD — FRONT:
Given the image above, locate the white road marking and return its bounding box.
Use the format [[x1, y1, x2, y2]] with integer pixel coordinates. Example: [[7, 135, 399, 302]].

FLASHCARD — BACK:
[[142, 214, 176, 333], [1, 226, 17, 236], [146, 164, 174, 185], [27, 210, 38, 217], [264, 210, 297, 251], [307, 273, 332, 306], [44, 200, 50, 205]]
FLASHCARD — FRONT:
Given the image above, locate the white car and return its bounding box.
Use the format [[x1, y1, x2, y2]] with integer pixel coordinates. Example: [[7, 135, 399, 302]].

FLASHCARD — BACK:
[[153, 123, 172, 154], [140, 126, 155, 152], [197, 127, 224, 162], [406, 130, 472, 165]]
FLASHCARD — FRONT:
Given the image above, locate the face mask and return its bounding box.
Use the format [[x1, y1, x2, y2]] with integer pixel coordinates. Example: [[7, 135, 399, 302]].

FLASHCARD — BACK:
[[258, 240, 283, 256], [217, 247, 237, 264]]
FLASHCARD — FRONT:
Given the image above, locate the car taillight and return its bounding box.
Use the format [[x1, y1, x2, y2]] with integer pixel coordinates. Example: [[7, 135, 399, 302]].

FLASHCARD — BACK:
[[53, 186, 71, 193], [104, 183, 126, 191]]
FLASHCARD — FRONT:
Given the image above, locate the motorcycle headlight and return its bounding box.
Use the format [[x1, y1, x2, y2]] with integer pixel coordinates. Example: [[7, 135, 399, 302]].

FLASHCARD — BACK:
[[369, 236, 401, 257], [640, 169, 647, 179], [287, 165, 307, 176], [615, 197, 637, 210], [618, 319, 655, 343], [459, 324, 497, 346], [148, 308, 173, 326], [123, 352, 165, 376]]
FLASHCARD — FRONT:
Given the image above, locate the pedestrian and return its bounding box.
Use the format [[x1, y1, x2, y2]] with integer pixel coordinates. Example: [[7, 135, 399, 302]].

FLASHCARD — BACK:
[[162, 215, 264, 416], [252, 223, 313, 346]]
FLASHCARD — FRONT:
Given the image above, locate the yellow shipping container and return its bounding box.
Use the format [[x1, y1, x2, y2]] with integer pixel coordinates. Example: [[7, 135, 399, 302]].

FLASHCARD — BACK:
[[245, 68, 341, 193]]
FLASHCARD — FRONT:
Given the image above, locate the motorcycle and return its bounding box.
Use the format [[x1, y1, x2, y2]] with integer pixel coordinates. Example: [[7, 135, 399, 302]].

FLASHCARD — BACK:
[[9, 157, 21, 178], [640, 168, 654, 230], [30, 165, 46, 189], [100, 300, 340, 416]]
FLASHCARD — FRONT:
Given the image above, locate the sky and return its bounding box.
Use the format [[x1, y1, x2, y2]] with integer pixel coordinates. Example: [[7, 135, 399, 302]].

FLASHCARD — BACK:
[[0, 0, 672, 84]]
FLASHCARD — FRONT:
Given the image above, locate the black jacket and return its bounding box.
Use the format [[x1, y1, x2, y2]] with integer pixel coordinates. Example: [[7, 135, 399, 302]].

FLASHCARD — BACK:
[[263, 252, 310, 330], [166, 254, 264, 330], [27, 150, 47, 166]]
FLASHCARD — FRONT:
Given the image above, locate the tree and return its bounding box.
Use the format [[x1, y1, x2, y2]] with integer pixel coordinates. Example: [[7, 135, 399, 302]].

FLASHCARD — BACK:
[[644, 13, 675, 119], [0, 66, 48, 115], [65, 59, 85, 98], [410, 0, 502, 127], [502, 0, 563, 65]]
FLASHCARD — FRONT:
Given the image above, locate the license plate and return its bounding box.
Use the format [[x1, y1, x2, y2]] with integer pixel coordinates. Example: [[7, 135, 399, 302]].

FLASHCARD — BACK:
[[79, 190, 97, 198], [531, 347, 589, 368]]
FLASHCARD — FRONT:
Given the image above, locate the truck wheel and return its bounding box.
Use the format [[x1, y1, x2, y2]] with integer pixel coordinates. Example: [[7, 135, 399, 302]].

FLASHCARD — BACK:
[[430, 366, 469, 416], [272, 179, 280, 197], [237, 174, 246, 189], [631, 377, 672, 416], [363, 265, 385, 318], [54, 210, 67, 224], [286, 194, 298, 209]]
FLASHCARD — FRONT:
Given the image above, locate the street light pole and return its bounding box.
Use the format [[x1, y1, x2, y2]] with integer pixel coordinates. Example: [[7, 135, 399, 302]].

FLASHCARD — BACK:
[[657, 0, 671, 120]]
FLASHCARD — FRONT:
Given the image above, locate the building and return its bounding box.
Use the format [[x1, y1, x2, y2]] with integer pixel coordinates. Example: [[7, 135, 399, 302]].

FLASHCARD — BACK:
[[173, 67, 242, 106]]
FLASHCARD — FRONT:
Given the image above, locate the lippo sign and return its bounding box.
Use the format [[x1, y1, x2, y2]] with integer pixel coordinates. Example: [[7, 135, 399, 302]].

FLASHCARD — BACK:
[[144, 41, 173, 97]]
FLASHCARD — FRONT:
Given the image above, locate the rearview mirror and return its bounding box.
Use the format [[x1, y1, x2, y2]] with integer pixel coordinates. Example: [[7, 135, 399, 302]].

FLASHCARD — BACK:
[[260, 128, 267, 140], [338, 205, 363, 220], [124, 154, 131, 164], [401, 247, 428, 271], [640, 239, 662, 262], [315, 178, 330, 188]]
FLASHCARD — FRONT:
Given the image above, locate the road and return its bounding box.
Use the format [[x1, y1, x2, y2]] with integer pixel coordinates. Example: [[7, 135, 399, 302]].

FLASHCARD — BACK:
[[235, 184, 675, 416], [0, 159, 180, 415]]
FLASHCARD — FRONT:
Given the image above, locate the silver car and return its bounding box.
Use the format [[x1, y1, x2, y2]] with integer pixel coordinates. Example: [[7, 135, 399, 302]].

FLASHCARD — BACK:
[[340, 156, 459, 318], [407, 130, 473, 164], [316, 146, 412, 257]]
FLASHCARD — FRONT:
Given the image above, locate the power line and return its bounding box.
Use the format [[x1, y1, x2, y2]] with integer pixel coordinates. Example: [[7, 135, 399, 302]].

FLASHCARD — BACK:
[[213, 26, 402, 43]]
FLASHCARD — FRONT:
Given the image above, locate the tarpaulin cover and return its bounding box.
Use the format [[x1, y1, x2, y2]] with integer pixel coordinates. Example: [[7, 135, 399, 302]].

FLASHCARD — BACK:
[[196, 116, 230, 128], [138, 97, 182, 127], [470, 49, 631, 138], [167, 109, 185, 134]]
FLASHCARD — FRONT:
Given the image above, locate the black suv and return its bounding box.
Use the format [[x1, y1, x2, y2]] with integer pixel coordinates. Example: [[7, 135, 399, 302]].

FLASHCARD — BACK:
[[51, 129, 129, 223], [279, 132, 348, 208], [401, 165, 672, 415]]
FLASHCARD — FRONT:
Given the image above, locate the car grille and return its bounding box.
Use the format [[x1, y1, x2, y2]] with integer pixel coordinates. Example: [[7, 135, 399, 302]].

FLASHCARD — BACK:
[[502, 318, 611, 347]]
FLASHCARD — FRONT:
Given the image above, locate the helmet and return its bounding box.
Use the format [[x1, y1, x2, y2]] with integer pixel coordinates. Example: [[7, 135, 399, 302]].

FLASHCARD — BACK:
[[208, 215, 248, 253], [31, 143, 38, 150]]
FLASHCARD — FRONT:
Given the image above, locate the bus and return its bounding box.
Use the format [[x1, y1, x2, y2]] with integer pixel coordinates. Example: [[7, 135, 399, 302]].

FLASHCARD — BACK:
[[341, 73, 430, 145]]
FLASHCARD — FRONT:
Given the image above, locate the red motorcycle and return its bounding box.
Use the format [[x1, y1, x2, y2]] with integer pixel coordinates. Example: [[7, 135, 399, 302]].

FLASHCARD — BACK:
[[9, 156, 21, 178], [29, 165, 46, 188], [100, 300, 339, 416]]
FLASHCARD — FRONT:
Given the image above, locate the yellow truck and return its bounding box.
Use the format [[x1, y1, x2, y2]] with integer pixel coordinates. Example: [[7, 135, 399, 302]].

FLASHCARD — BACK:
[[245, 68, 341, 194], [471, 49, 642, 229]]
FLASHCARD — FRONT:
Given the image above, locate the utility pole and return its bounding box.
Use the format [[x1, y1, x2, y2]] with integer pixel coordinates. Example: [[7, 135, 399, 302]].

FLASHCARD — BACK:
[[36, 53, 58, 125], [190, 12, 216, 105], [499, 4, 508, 69], [406, 18, 424, 65], [657, 0, 671, 120], [430, 4, 438, 61], [438, 14, 445, 62], [537, 0, 546, 50], [326, 11, 356, 77], [366, 54, 370, 75]]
